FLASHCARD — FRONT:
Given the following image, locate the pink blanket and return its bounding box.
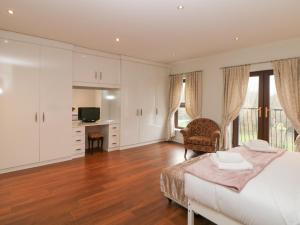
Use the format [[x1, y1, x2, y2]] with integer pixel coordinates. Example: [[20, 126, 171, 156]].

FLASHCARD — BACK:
[[185, 148, 285, 192]]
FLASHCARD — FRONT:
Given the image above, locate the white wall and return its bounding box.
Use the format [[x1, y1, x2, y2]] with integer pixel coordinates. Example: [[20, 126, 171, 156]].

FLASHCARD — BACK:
[[171, 38, 300, 124], [171, 38, 300, 143]]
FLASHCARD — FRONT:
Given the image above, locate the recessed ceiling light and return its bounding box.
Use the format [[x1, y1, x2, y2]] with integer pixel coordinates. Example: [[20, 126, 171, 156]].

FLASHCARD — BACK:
[[177, 5, 184, 10], [8, 9, 14, 15], [234, 37, 239, 41], [4, 40, 8, 44], [115, 38, 120, 42]]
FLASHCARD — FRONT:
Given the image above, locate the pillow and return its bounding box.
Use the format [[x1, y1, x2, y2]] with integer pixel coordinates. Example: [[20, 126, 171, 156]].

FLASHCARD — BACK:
[[243, 139, 276, 152]]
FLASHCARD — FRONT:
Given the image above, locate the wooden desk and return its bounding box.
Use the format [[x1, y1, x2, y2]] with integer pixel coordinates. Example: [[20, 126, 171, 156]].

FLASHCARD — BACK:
[[72, 120, 120, 158]]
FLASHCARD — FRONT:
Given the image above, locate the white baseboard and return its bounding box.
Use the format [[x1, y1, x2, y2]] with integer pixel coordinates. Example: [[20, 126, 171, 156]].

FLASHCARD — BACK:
[[120, 139, 166, 150], [0, 156, 73, 174]]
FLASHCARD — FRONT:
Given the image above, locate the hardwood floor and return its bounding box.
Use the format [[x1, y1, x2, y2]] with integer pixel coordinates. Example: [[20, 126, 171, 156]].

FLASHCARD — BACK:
[[0, 142, 213, 225]]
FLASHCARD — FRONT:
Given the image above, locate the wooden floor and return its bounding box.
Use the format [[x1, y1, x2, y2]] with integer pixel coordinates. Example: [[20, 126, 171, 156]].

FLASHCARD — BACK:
[[0, 142, 214, 225]]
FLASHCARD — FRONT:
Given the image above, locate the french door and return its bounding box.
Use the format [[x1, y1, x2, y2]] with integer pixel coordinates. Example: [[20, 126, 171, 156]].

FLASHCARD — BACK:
[[233, 70, 296, 151]]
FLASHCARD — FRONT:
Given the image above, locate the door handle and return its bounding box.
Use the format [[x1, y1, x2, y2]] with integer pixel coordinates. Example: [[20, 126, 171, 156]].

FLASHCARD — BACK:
[[42, 112, 45, 122], [258, 107, 262, 118], [265, 107, 269, 118]]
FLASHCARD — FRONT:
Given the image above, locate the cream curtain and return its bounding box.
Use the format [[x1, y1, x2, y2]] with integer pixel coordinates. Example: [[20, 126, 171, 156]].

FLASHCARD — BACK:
[[167, 74, 183, 140], [220, 65, 250, 150], [185, 71, 202, 119], [273, 58, 300, 151]]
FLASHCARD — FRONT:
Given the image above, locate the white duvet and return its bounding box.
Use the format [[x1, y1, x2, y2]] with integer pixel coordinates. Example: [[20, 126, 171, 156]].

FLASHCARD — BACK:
[[185, 151, 300, 225]]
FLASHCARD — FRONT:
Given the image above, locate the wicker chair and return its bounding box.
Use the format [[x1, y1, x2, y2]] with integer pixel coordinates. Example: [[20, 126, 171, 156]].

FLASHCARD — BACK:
[[180, 118, 221, 158]]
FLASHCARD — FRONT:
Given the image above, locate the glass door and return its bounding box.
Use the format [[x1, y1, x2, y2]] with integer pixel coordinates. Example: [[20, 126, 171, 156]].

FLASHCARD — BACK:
[[233, 70, 295, 151]]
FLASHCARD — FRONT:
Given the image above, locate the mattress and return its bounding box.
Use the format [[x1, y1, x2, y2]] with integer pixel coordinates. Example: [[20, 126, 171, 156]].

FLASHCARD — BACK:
[[185, 151, 300, 225]]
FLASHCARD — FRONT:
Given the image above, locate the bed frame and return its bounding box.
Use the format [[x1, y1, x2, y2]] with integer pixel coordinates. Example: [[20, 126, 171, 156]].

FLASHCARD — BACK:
[[188, 199, 242, 225]]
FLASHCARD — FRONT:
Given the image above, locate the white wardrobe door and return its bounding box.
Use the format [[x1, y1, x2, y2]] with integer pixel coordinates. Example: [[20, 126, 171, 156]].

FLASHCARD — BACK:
[[138, 65, 157, 143], [0, 39, 39, 169], [120, 61, 141, 146], [39, 46, 72, 162], [73, 52, 98, 83], [154, 71, 169, 140], [99, 57, 120, 85]]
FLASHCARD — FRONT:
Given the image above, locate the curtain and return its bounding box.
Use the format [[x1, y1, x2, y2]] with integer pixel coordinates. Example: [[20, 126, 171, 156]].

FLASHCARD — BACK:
[[185, 71, 202, 119], [273, 58, 300, 151], [167, 74, 183, 140], [220, 65, 250, 150]]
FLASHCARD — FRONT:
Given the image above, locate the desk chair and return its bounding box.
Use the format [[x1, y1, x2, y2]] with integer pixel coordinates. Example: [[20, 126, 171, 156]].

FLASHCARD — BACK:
[[88, 132, 104, 154]]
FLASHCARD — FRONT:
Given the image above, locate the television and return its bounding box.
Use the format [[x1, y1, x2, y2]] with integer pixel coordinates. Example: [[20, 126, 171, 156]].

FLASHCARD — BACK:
[[78, 107, 100, 122]]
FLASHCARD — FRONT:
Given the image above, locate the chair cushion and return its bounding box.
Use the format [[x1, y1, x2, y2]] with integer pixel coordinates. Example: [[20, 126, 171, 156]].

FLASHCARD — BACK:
[[187, 136, 212, 146], [88, 132, 104, 139]]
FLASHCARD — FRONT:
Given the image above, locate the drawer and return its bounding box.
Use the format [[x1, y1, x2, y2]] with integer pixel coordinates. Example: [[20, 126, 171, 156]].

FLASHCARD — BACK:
[[109, 140, 120, 148], [109, 135, 120, 148], [73, 136, 85, 146], [73, 144, 85, 154], [73, 127, 85, 136], [109, 124, 120, 134]]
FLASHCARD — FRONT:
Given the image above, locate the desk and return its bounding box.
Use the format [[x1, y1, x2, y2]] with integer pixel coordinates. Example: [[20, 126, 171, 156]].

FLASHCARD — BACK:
[[72, 120, 120, 158]]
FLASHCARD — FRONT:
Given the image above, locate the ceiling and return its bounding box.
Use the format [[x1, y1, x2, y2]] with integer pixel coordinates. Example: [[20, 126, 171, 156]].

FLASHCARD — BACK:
[[0, 0, 300, 63]]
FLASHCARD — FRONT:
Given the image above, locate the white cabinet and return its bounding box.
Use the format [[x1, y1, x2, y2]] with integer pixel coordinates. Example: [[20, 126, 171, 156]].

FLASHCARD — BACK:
[[73, 52, 120, 88], [0, 37, 73, 171], [108, 123, 120, 149], [120, 60, 169, 147], [0, 39, 40, 169], [39, 46, 72, 162], [72, 127, 85, 157]]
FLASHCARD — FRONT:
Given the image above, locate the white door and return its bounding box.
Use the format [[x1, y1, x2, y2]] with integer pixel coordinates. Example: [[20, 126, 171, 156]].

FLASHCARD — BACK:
[[154, 70, 169, 140], [73, 53, 98, 83], [99, 57, 120, 86], [39, 46, 72, 161], [139, 65, 157, 143], [120, 61, 141, 146], [0, 39, 40, 169]]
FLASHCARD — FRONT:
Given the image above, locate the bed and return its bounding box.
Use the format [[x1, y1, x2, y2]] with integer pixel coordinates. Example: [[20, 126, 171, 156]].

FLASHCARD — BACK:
[[160, 154, 207, 208], [161, 149, 300, 225]]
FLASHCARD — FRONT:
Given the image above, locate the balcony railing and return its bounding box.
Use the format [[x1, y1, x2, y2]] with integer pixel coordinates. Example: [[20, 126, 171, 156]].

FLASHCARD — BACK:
[[238, 107, 295, 151]]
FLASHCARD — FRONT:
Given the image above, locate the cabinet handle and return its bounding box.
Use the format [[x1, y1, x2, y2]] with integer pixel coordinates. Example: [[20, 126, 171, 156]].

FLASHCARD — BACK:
[[136, 109, 140, 116], [76, 131, 81, 133], [112, 143, 117, 145], [35, 112, 38, 122], [112, 134, 117, 137], [76, 148, 82, 151], [140, 109, 143, 116], [156, 108, 158, 115], [95, 72, 97, 80], [100, 72, 102, 80], [76, 140, 81, 142], [42, 112, 45, 122]]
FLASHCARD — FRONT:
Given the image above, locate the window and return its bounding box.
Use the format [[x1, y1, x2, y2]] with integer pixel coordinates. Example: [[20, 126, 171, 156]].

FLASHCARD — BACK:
[[232, 70, 296, 151], [175, 80, 191, 128]]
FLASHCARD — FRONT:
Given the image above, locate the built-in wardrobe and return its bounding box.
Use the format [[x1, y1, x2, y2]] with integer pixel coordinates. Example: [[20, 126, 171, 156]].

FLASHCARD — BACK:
[[120, 59, 169, 148], [0, 33, 72, 172]]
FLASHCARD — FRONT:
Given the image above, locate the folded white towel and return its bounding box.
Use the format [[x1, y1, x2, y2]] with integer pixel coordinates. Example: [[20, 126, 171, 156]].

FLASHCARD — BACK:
[[216, 151, 244, 163], [244, 139, 276, 152], [211, 154, 253, 170]]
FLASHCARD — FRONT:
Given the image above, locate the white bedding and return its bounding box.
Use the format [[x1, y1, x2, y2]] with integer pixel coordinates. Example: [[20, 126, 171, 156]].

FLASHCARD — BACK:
[[185, 151, 300, 225]]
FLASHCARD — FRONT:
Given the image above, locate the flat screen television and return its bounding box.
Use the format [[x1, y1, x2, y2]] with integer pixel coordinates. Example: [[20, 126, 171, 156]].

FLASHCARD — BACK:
[[78, 107, 100, 122]]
